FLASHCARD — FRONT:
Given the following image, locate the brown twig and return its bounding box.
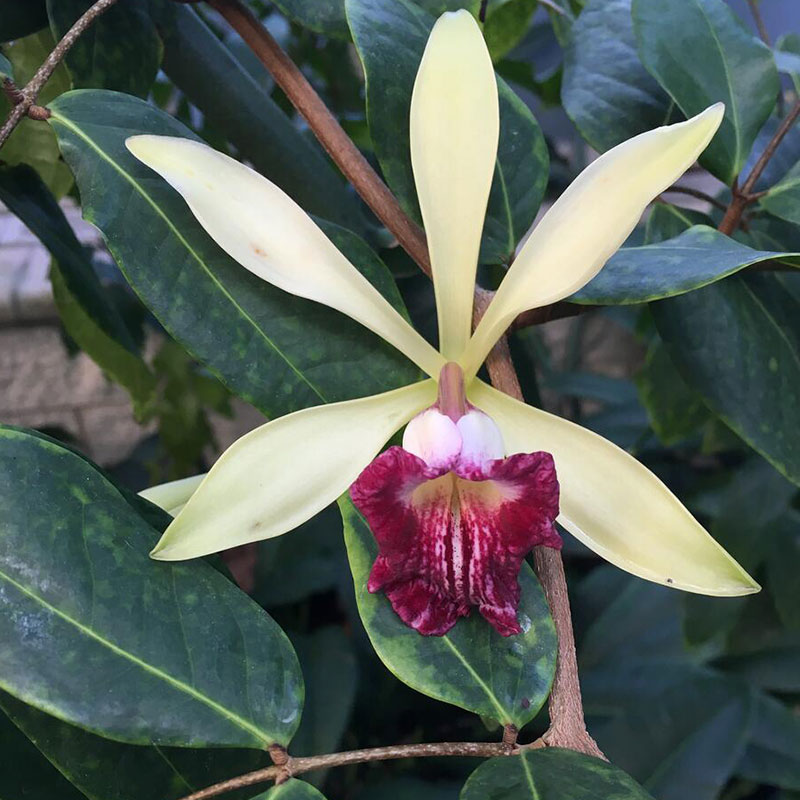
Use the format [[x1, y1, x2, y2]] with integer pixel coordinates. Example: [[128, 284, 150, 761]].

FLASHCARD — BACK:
[[0, 0, 120, 148], [206, 0, 432, 276], [719, 98, 800, 235], [472, 291, 605, 759], [660, 185, 728, 212], [176, 740, 524, 800], [747, 0, 771, 45]]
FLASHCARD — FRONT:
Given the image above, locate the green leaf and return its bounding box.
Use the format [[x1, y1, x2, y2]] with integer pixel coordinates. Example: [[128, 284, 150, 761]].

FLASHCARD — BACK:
[[652, 272, 800, 485], [0, 702, 87, 800], [0, 0, 48, 42], [767, 511, 800, 630], [760, 159, 800, 226], [635, 341, 712, 445], [483, 0, 538, 62], [48, 89, 419, 417], [632, 0, 779, 184], [644, 203, 714, 243], [272, 0, 350, 39], [683, 459, 796, 646], [737, 692, 800, 790], [0, 426, 302, 748], [0, 164, 156, 416], [0, 31, 73, 197], [561, 0, 672, 153], [339, 495, 556, 729], [252, 780, 329, 800], [571, 225, 799, 305], [160, 5, 366, 233], [742, 116, 800, 192], [46, 0, 162, 97], [290, 628, 357, 786], [777, 33, 800, 93], [0, 691, 270, 800], [460, 748, 654, 799], [594, 675, 754, 800], [346, 0, 549, 265]]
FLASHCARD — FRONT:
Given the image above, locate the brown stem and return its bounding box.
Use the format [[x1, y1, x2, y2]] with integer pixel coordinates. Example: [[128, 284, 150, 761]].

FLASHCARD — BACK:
[[472, 291, 604, 759], [176, 740, 524, 800], [742, 99, 800, 196], [0, 0, 120, 148], [206, 0, 432, 276], [747, 0, 771, 46], [660, 185, 728, 212]]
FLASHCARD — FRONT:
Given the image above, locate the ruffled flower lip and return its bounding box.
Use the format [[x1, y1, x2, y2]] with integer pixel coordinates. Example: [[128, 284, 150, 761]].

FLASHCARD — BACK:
[[351, 442, 561, 637]]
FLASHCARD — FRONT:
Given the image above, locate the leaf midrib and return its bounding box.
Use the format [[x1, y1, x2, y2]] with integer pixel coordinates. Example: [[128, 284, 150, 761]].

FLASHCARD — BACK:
[[49, 109, 327, 406], [0, 566, 271, 746]]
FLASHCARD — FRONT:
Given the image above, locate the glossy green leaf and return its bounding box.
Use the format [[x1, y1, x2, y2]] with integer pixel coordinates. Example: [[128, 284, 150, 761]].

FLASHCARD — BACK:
[[653, 272, 800, 485], [460, 748, 654, 799], [48, 90, 419, 417], [0, 426, 302, 748], [0, 702, 86, 800], [339, 495, 556, 729], [572, 225, 800, 305], [0, 691, 269, 800], [0, 31, 73, 197], [46, 0, 162, 97], [347, 0, 549, 265], [737, 692, 800, 790], [767, 511, 800, 630], [632, 0, 779, 184], [160, 5, 365, 233], [272, 0, 349, 39], [562, 0, 671, 153], [760, 160, 800, 226], [252, 780, 329, 800], [635, 341, 711, 445], [484, 0, 538, 62], [595, 675, 753, 800], [0, 164, 156, 416], [0, 0, 48, 41], [290, 628, 357, 786]]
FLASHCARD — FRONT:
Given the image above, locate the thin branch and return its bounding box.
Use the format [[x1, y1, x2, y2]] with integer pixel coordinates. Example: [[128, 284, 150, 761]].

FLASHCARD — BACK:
[[472, 290, 604, 760], [206, 0, 432, 276], [660, 185, 728, 212], [175, 740, 523, 800], [0, 0, 120, 148], [747, 0, 771, 46], [719, 99, 800, 235]]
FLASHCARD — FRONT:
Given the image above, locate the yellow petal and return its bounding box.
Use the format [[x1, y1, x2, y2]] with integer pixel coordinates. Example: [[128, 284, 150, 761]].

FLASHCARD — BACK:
[[139, 474, 206, 517], [462, 105, 725, 375], [150, 380, 436, 560], [125, 135, 444, 378], [410, 10, 499, 360], [471, 380, 759, 596]]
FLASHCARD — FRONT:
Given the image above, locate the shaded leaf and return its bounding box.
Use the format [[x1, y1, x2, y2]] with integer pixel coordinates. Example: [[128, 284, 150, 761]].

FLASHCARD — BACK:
[[562, 0, 671, 153], [767, 511, 800, 630], [0, 31, 73, 197], [0, 163, 156, 416], [347, 0, 548, 265], [252, 780, 329, 799], [0, 691, 269, 800], [484, 0, 538, 62], [160, 5, 365, 233], [460, 748, 654, 799], [644, 203, 714, 244], [46, 0, 162, 97], [572, 225, 800, 305], [632, 0, 779, 183], [48, 90, 419, 418], [743, 115, 800, 192], [0, 0, 48, 41], [653, 273, 800, 485], [760, 159, 800, 226], [594, 675, 754, 800], [737, 692, 800, 790], [0, 426, 302, 748], [339, 495, 556, 729]]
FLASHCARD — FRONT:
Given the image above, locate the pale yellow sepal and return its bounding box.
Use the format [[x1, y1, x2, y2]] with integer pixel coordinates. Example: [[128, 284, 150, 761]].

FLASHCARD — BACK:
[[139, 474, 206, 517], [125, 135, 445, 379], [471, 381, 759, 596], [462, 104, 725, 375], [410, 10, 499, 360], [150, 380, 436, 560]]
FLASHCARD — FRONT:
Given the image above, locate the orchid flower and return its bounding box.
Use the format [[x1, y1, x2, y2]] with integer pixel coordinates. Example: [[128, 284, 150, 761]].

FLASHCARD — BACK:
[[129, 10, 757, 637]]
